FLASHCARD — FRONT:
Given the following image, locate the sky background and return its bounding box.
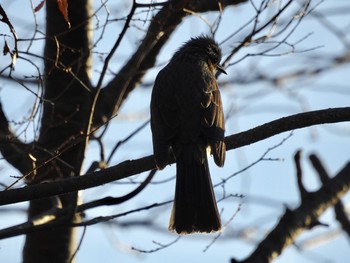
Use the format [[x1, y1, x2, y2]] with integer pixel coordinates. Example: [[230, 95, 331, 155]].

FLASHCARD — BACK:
[[0, 0, 349, 262]]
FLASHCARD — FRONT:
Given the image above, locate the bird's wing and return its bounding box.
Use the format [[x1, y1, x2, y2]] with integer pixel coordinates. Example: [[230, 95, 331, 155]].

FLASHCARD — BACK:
[[150, 68, 180, 169], [201, 81, 226, 167]]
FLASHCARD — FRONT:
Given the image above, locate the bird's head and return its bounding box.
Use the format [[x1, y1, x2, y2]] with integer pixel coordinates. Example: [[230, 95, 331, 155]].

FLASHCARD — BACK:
[[173, 35, 227, 75]]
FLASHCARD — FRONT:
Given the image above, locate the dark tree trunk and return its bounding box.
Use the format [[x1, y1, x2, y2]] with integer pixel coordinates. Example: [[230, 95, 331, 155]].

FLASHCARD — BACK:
[[22, 0, 92, 262]]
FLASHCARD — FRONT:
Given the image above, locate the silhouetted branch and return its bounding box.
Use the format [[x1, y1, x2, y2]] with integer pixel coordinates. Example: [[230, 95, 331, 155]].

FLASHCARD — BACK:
[[0, 196, 71, 239], [222, 0, 310, 69], [231, 160, 350, 263], [0, 171, 157, 239], [0, 4, 18, 70], [106, 120, 149, 164], [225, 107, 350, 150], [294, 150, 308, 199], [309, 154, 350, 238], [0, 107, 349, 206], [73, 200, 172, 227], [0, 102, 33, 176], [131, 236, 181, 253], [77, 169, 156, 212]]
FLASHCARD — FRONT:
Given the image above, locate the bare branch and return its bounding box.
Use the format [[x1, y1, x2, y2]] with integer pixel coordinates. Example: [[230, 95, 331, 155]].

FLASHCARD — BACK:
[[72, 200, 172, 227], [294, 150, 308, 199], [309, 154, 350, 238], [0, 102, 33, 175], [106, 120, 149, 164], [0, 107, 349, 206], [222, 0, 296, 69], [225, 107, 350, 150], [0, 4, 18, 70], [231, 160, 350, 263], [131, 236, 181, 254], [0, 196, 71, 239], [77, 169, 156, 212]]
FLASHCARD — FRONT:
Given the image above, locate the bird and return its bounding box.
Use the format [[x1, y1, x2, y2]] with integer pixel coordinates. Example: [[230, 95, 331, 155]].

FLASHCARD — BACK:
[[150, 35, 226, 234]]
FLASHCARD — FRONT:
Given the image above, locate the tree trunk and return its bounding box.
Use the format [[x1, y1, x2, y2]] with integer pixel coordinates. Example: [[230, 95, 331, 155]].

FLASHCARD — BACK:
[[22, 0, 92, 262]]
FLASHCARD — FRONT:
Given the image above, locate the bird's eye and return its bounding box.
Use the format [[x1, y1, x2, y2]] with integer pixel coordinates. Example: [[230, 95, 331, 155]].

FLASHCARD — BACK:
[[206, 45, 221, 65], [209, 54, 219, 65]]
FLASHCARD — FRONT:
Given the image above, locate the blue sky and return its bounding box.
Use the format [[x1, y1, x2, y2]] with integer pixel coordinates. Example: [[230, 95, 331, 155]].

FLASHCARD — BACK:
[[0, 1, 350, 262]]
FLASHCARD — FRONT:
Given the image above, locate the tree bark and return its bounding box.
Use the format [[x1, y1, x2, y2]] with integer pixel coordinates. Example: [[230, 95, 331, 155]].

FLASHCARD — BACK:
[[22, 0, 92, 262]]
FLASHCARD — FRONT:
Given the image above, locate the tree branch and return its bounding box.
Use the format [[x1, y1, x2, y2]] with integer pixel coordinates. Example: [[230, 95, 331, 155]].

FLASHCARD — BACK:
[[0, 107, 349, 206], [0, 170, 157, 239], [77, 169, 156, 212], [309, 154, 350, 238], [0, 102, 33, 176], [225, 107, 350, 150], [231, 160, 350, 263], [293, 150, 308, 199]]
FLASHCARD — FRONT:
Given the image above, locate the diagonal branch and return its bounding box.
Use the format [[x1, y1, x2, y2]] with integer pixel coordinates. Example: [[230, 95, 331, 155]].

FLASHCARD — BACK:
[[93, 0, 187, 124], [0, 170, 157, 239], [77, 169, 156, 211], [231, 160, 350, 263], [309, 154, 350, 238], [0, 107, 349, 206], [225, 106, 350, 150], [0, 4, 18, 70], [0, 102, 33, 176]]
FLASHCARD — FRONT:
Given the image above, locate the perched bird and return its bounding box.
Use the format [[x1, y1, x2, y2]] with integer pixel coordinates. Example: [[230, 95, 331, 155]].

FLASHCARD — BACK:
[[150, 36, 226, 234]]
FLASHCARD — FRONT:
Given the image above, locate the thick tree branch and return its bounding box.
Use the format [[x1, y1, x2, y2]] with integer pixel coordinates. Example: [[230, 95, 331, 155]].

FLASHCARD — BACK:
[[309, 154, 350, 238], [0, 107, 349, 206], [225, 107, 350, 150], [0, 196, 71, 239], [231, 160, 350, 263], [0, 170, 157, 239], [0, 102, 33, 176]]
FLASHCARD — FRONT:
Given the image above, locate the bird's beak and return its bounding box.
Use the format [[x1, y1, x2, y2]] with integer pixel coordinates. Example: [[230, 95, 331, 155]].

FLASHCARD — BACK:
[[217, 65, 227, 75]]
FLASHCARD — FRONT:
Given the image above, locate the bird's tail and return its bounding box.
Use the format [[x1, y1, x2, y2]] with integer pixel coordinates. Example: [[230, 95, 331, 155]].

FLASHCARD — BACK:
[[169, 145, 221, 234]]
